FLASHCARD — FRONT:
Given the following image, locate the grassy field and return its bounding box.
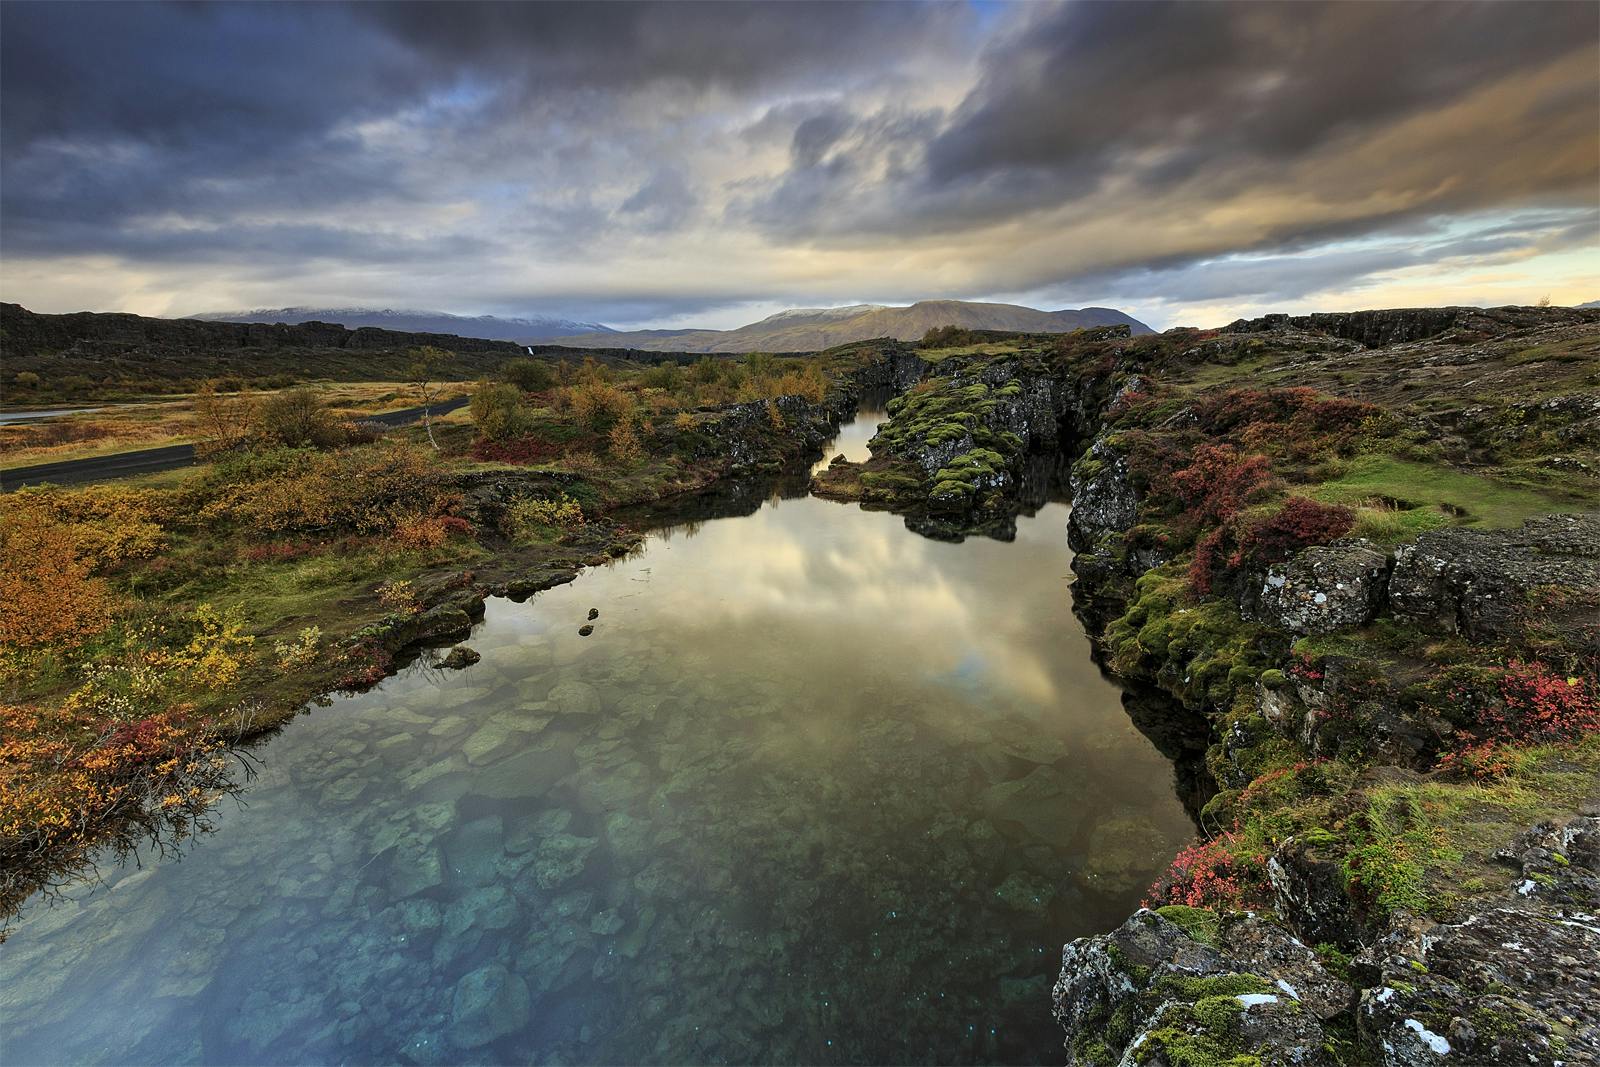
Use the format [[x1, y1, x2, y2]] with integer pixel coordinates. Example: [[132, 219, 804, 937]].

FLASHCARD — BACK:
[[0, 381, 473, 469]]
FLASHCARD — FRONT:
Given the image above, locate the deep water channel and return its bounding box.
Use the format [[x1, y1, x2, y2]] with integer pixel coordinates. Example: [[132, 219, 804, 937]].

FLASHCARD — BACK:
[[0, 408, 1195, 1066]]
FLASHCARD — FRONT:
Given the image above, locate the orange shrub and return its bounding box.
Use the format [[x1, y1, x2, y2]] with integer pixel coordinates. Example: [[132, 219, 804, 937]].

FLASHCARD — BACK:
[[0, 509, 112, 654]]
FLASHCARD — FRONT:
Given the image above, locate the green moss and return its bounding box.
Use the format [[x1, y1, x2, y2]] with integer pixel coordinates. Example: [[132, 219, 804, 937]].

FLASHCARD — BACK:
[[1155, 905, 1222, 946], [1313, 454, 1570, 529], [1105, 568, 1283, 712]]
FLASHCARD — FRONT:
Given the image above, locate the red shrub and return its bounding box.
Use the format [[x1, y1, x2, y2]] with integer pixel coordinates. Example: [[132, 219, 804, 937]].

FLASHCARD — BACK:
[[1187, 497, 1353, 594], [241, 540, 320, 563], [1166, 444, 1273, 525], [1488, 661, 1600, 742], [1144, 833, 1265, 910]]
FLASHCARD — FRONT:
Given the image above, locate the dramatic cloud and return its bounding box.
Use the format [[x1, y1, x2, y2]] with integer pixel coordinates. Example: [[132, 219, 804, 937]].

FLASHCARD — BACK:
[[1, 0, 1595, 327]]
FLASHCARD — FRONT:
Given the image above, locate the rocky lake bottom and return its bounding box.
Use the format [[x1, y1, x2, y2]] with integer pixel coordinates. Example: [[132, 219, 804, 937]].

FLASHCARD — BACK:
[[0, 411, 1196, 1065]]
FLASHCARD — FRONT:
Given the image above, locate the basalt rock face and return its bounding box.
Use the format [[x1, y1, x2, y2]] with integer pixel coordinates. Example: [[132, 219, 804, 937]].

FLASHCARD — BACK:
[[1388, 513, 1600, 643], [1052, 909, 1343, 1066], [1227, 305, 1600, 348], [1353, 810, 1600, 1066]]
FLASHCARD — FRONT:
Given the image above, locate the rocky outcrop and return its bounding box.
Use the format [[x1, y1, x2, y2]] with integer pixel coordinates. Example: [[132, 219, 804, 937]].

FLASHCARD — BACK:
[[1058, 809, 1600, 1066], [1247, 539, 1392, 636], [1388, 513, 1600, 643], [1353, 810, 1600, 1066], [1053, 908, 1345, 1066]]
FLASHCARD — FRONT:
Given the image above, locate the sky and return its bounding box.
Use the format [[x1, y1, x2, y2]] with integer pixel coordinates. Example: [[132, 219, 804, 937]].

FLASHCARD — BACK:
[[1, 0, 1596, 331]]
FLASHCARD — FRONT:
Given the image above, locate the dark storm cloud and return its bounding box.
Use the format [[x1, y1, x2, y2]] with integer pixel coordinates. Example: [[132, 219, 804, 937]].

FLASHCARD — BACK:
[[355, 2, 963, 94], [0, 0, 1594, 320], [741, 0, 1599, 260], [0, 1, 968, 257]]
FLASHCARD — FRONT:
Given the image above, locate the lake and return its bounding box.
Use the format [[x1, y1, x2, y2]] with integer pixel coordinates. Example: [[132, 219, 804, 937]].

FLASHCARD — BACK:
[[0, 406, 1194, 1065]]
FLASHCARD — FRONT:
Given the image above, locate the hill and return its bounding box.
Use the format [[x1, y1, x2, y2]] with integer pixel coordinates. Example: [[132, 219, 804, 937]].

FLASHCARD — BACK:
[[195, 306, 613, 343], [554, 300, 1152, 352]]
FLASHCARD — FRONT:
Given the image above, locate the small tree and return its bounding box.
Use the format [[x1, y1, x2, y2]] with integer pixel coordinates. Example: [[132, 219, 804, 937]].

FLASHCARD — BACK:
[[470, 381, 529, 440], [504, 357, 555, 393], [192, 379, 257, 457], [407, 346, 452, 451]]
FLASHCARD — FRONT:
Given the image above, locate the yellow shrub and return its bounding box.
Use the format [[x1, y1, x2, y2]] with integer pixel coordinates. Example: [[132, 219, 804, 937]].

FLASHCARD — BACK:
[[567, 380, 633, 430]]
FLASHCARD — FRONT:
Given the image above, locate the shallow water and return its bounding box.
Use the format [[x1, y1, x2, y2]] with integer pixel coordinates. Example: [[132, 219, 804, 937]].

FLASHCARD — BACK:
[[0, 411, 1194, 1066]]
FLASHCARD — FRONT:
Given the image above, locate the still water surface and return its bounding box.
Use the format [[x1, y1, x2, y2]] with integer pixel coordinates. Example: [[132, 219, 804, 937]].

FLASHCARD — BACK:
[[0, 410, 1193, 1065]]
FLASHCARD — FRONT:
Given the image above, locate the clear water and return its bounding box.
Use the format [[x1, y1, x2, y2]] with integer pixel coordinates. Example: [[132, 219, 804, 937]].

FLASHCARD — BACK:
[[0, 411, 1194, 1066]]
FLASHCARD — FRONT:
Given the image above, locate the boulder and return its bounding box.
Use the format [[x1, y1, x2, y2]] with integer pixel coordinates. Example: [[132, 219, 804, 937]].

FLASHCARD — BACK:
[[1248, 539, 1391, 635], [438, 645, 479, 670], [1345, 810, 1600, 1064]]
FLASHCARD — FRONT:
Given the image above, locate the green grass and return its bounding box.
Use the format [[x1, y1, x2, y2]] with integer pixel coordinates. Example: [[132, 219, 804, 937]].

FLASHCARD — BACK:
[[1312, 454, 1573, 529], [912, 342, 1021, 362]]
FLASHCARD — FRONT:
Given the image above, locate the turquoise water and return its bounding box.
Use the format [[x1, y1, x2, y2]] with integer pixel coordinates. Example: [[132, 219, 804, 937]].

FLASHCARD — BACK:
[[0, 413, 1194, 1065]]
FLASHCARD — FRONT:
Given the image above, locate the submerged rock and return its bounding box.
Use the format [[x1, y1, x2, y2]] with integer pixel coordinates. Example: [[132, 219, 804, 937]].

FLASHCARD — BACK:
[[448, 964, 530, 1049]]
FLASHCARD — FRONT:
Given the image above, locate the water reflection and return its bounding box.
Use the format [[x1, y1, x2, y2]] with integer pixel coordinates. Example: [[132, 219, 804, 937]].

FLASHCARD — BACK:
[[0, 412, 1193, 1066]]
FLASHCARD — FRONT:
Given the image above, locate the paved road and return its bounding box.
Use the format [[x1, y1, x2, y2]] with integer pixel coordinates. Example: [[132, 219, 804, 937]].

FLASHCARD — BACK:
[[1, 396, 468, 491]]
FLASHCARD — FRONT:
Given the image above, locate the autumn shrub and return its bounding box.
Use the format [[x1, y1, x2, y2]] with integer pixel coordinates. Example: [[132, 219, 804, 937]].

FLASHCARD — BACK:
[[195, 442, 448, 537], [608, 412, 645, 463], [1165, 444, 1274, 527], [258, 387, 343, 448], [393, 513, 472, 549], [640, 363, 681, 390], [567, 380, 633, 431], [1486, 661, 1599, 742], [0, 606, 257, 910], [470, 380, 530, 441], [1190, 387, 1389, 460], [1188, 497, 1355, 594], [272, 626, 322, 671], [377, 578, 421, 614], [470, 434, 565, 464], [0, 509, 113, 660], [1144, 833, 1265, 910], [7, 484, 178, 570], [191, 380, 258, 456]]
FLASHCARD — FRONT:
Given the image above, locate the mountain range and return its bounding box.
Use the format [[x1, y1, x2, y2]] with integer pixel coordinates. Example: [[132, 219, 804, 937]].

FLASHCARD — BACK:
[[553, 301, 1152, 352], [194, 307, 613, 342], [193, 300, 1151, 352]]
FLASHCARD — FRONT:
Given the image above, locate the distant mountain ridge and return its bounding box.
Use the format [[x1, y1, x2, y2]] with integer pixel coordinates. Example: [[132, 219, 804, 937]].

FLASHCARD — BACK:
[[195, 306, 614, 343], [554, 300, 1152, 352]]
